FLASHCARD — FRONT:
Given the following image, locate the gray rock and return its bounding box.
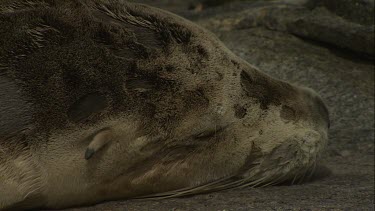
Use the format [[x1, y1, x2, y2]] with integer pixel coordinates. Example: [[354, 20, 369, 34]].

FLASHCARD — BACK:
[[306, 0, 375, 26], [288, 7, 375, 56], [193, 1, 374, 57]]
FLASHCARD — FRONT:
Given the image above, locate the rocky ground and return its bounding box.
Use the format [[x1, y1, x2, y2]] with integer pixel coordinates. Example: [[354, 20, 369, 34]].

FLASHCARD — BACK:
[[67, 0, 374, 210]]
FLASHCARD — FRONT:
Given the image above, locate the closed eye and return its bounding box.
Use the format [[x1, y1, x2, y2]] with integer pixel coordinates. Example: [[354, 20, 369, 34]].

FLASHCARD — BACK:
[[194, 125, 228, 139]]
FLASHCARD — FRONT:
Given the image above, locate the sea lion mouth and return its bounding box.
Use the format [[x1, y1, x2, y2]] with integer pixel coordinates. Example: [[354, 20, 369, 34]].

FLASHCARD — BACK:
[[135, 127, 328, 200]]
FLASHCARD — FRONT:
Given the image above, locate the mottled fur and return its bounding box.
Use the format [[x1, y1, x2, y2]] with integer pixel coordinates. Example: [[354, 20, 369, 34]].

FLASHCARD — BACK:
[[0, 0, 329, 210]]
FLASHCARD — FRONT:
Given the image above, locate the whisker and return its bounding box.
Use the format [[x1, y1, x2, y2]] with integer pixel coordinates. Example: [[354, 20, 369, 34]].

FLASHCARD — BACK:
[[307, 162, 317, 182], [298, 167, 309, 184], [291, 172, 299, 185]]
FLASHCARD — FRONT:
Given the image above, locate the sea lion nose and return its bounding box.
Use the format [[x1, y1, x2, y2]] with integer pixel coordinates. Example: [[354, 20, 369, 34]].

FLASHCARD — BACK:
[[301, 87, 330, 129]]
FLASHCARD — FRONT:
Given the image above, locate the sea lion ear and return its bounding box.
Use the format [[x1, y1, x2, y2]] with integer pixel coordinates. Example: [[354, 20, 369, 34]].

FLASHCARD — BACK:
[[84, 128, 113, 160]]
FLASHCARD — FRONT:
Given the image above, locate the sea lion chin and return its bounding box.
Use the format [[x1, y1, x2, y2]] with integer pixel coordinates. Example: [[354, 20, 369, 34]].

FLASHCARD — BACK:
[[0, 0, 329, 210]]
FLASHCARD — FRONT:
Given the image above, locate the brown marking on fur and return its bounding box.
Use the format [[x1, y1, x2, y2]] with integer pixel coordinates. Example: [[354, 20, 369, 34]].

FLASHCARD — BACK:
[[234, 104, 247, 119], [240, 70, 295, 110], [230, 59, 241, 69], [196, 44, 209, 58], [280, 105, 296, 122]]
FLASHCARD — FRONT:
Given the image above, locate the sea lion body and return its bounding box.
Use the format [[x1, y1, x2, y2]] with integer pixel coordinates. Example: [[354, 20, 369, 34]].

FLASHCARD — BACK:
[[0, 0, 329, 210]]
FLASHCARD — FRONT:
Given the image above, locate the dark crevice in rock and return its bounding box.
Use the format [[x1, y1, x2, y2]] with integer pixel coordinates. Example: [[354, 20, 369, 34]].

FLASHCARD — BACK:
[[287, 7, 374, 57], [291, 33, 375, 62]]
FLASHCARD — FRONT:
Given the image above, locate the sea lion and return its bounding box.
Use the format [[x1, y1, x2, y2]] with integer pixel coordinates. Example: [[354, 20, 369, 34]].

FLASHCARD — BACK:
[[0, 0, 330, 210]]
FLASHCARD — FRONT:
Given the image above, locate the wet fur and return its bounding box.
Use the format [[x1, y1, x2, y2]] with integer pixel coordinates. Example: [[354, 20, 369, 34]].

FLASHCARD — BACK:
[[0, 0, 329, 210]]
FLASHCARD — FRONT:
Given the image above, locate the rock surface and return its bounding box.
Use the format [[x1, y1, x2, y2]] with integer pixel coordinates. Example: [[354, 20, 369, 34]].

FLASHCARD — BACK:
[[288, 7, 374, 56], [65, 0, 374, 210], [306, 0, 375, 26]]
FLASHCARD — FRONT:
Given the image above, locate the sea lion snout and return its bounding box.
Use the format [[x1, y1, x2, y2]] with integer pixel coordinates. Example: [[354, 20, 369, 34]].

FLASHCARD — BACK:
[[239, 68, 330, 130], [300, 87, 330, 129], [313, 94, 330, 129]]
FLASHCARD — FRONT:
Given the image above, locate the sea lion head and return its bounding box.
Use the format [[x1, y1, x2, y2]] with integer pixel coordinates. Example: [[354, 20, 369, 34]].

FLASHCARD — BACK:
[[0, 0, 329, 209]]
